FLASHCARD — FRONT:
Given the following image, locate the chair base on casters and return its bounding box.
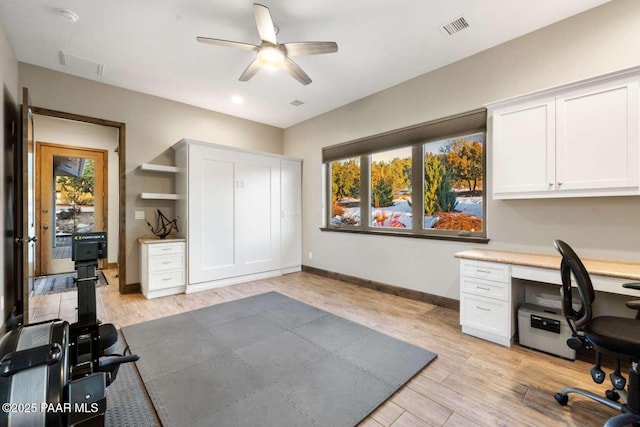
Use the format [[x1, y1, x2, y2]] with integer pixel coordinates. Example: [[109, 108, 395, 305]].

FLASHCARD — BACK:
[[554, 387, 624, 412], [605, 412, 640, 427], [555, 386, 640, 426]]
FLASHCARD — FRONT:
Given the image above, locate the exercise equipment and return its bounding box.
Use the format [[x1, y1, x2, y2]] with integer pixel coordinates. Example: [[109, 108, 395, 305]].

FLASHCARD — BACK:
[[0, 232, 138, 426]]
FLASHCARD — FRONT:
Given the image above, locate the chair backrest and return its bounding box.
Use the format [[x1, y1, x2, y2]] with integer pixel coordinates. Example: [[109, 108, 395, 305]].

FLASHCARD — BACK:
[[554, 240, 596, 329]]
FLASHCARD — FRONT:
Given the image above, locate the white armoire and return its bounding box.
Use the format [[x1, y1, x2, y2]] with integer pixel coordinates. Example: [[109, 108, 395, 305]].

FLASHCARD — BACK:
[[173, 139, 302, 293]]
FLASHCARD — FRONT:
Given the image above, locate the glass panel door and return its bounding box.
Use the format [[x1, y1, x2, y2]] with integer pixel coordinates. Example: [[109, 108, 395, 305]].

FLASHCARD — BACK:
[[37, 144, 106, 275]]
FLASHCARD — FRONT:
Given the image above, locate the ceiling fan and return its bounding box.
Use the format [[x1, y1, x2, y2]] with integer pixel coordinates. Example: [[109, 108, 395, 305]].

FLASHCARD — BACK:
[[197, 3, 338, 85]]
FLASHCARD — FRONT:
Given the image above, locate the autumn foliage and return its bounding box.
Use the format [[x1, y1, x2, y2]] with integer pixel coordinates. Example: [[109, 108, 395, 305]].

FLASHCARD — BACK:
[[433, 212, 482, 232]]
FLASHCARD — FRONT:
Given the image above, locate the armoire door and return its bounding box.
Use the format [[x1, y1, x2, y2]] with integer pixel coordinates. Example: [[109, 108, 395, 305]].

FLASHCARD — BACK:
[[187, 145, 237, 284], [280, 160, 302, 270], [187, 145, 281, 284], [235, 154, 281, 276]]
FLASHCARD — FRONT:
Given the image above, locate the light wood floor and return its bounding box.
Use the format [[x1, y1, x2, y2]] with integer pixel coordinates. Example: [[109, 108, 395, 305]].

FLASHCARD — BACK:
[[30, 270, 622, 426]]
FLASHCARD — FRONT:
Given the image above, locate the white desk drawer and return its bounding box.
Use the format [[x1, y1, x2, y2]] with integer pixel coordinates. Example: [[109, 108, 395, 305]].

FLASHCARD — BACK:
[[461, 260, 510, 284], [149, 242, 184, 256], [461, 277, 508, 301], [460, 294, 509, 337], [149, 269, 184, 291], [149, 254, 184, 272]]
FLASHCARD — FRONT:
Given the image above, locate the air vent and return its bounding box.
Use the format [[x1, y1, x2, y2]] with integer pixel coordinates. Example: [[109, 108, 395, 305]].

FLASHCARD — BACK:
[[441, 15, 470, 36], [290, 100, 304, 107], [59, 51, 104, 77]]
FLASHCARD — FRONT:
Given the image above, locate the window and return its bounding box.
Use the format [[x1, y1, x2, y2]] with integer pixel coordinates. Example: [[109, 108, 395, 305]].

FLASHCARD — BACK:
[[322, 108, 487, 242], [371, 147, 412, 228], [330, 157, 361, 226], [423, 133, 483, 233]]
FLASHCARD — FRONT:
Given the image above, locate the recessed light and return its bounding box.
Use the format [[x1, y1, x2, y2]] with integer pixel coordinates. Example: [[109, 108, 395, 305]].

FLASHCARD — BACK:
[[231, 95, 244, 105], [59, 9, 79, 23]]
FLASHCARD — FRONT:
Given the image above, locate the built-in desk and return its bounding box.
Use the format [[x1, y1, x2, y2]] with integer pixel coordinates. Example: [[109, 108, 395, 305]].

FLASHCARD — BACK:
[[455, 249, 640, 347]]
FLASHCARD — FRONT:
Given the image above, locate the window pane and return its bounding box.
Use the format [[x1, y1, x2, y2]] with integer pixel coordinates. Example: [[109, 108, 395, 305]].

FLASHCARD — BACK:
[[330, 157, 361, 226], [424, 133, 483, 232], [371, 147, 412, 228], [54, 157, 96, 261]]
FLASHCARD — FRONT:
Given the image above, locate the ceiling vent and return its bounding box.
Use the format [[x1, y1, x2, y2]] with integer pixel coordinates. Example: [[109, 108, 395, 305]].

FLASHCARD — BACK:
[[59, 51, 104, 77], [290, 100, 304, 107], [441, 15, 470, 36]]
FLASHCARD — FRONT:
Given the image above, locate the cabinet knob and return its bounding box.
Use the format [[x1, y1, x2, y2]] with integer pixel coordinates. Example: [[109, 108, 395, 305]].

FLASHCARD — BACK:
[[548, 182, 553, 187], [557, 182, 563, 186]]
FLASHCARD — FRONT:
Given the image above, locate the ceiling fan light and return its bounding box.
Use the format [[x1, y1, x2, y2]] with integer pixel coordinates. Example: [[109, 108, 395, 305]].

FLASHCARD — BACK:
[[257, 46, 285, 69]]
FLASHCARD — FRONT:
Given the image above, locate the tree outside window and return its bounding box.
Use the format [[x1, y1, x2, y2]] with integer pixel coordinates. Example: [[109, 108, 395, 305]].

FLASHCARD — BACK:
[[424, 134, 483, 232]]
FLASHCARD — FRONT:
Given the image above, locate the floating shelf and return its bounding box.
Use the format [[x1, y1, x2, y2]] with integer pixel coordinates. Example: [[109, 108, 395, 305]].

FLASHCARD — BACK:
[[140, 193, 179, 200], [140, 163, 179, 173]]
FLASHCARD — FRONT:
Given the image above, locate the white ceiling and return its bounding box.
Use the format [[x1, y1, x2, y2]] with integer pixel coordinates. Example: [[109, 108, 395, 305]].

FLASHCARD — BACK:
[[0, 1, 609, 128]]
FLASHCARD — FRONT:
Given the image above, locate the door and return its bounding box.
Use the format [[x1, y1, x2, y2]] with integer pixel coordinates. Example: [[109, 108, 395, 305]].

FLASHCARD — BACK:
[[556, 79, 639, 192], [15, 88, 36, 323], [36, 143, 107, 275]]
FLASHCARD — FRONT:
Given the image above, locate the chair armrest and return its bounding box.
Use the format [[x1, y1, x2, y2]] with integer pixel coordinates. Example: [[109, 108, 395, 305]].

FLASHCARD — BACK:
[[623, 282, 640, 290], [626, 300, 640, 311]]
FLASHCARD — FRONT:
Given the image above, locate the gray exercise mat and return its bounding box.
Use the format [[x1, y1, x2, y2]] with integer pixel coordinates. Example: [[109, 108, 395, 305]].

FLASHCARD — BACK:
[[122, 292, 437, 427]]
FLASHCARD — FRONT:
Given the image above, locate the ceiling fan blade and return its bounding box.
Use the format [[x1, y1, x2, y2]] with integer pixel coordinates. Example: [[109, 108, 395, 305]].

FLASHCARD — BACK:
[[283, 57, 311, 85], [254, 4, 277, 45], [283, 42, 338, 57], [239, 58, 261, 82], [196, 37, 258, 51]]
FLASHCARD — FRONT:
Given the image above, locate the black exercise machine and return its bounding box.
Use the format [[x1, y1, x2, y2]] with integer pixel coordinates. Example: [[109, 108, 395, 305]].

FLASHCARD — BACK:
[[0, 232, 139, 426]]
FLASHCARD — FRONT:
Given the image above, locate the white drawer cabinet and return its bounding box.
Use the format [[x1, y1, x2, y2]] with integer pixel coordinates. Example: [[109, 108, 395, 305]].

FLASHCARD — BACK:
[[139, 239, 186, 299], [459, 259, 522, 347], [460, 294, 509, 338], [461, 276, 509, 300]]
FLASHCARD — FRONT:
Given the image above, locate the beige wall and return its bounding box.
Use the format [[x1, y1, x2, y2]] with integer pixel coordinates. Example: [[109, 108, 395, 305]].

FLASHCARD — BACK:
[[284, 0, 640, 300], [0, 18, 18, 324], [34, 115, 120, 264], [19, 64, 284, 285]]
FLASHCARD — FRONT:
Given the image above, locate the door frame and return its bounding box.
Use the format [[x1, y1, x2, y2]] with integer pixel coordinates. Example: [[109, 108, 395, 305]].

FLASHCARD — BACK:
[[32, 107, 129, 294], [35, 142, 108, 275]]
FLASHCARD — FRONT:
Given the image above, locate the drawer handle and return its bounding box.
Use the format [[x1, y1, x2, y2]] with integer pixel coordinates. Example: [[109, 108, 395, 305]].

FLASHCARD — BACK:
[[161, 261, 172, 265], [476, 269, 491, 274], [476, 306, 491, 312], [476, 285, 491, 291], [162, 277, 172, 281], [161, 248, 172, 251]]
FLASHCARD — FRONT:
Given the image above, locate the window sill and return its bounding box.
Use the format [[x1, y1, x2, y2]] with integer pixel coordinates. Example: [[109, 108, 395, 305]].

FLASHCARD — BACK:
[[319, 227, 489, 244]]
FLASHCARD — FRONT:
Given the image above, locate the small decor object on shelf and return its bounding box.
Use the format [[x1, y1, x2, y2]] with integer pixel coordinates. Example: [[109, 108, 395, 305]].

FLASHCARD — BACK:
[[146, 209, 178, 239]]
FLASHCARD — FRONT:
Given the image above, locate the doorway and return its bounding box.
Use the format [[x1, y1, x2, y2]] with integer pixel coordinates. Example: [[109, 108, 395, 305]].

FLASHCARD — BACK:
[[36, 143, 108, 275], [31, 106, 128, 294]]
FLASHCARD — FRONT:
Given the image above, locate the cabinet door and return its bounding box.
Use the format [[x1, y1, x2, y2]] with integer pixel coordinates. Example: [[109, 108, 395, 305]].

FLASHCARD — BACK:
[[236, 153, 281, 275], [492, 98, 556, 198], [556, 79, 639, 193], [280, 160, 302, 270], [188, 145, 238, 284]]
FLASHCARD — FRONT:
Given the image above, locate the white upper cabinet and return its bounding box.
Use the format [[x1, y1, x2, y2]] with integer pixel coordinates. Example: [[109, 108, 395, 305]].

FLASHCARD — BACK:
[[492, 98, 556, 196], [488, 66, 640, 199], [555, 79, 639, 193]]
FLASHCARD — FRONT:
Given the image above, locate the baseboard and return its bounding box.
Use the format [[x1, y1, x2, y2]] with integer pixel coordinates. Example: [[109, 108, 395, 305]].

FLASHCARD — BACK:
[[186, 270, 282, 294], [106, 262, 118, 270], [121, 282, 141, 294], [302, 265, 459, 311], [281, 266, 302, 275]]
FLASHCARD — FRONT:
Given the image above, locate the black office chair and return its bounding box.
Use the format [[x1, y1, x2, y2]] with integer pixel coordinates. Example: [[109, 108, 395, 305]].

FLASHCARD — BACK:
[[553, 240, 640, 427]]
